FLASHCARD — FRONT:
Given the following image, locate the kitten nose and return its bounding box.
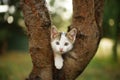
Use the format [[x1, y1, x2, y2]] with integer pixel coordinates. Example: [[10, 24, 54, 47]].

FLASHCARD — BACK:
[[60, 48, 63, 52]]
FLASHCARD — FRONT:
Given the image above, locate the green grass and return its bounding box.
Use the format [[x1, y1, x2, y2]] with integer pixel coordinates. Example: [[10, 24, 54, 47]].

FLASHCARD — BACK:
[[0, 52, 120, 80], [0, 52, 32, 80], [77, 57, 120, 80]]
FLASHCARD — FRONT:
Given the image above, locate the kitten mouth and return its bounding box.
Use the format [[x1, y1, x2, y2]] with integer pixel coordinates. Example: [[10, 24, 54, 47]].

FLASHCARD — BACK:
[[59, 48, 64, 53], [59, 50, 64, 53]]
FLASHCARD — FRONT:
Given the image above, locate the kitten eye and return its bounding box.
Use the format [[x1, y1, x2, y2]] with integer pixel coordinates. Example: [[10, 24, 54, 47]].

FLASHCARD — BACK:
[[64, 42, 69, 46], [56, 41, 59, 45]]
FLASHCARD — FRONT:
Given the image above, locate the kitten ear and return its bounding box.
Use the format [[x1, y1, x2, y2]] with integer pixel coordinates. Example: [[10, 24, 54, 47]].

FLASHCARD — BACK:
[[51, 25, 59, 39], [67, 28, 77, 43]]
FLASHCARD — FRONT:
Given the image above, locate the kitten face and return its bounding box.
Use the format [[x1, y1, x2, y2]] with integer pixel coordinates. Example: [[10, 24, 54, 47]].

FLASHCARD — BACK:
[[51, 32, 73, 54], [51, 25, 77, 54]]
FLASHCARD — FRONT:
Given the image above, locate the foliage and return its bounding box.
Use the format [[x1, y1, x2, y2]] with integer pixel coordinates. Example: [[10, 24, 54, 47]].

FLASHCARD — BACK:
[[46, 0, 72, 31], [102, 0, 120, 61], [0, 0, 28, 52], [103, 0, 120, 38]]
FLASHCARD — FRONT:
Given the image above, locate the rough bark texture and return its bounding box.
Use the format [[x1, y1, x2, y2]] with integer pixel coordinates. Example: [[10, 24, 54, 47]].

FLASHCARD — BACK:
[[94, 0, 104, 36], [21, 0, 53, 80], [21, 0, 104, 80], [56, 0, 104, 80]]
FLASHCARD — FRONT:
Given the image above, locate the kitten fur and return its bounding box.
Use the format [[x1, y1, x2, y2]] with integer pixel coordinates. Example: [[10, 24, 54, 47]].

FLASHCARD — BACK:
[[51, 25, 77, 69]]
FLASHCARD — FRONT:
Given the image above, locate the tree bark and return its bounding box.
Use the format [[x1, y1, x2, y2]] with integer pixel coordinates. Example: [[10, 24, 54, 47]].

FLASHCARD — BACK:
[[21, 0, 53, 80], [56, 0, 104, 80], [21, 0, 104, 80]]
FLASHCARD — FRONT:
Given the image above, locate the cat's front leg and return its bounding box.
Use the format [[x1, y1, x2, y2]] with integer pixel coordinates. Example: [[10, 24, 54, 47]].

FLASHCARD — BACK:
[[54, 53, 63, 69]]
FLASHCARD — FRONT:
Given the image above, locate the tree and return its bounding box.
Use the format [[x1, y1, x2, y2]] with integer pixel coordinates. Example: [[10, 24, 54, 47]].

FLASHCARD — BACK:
[[21, 0, 104, 80]]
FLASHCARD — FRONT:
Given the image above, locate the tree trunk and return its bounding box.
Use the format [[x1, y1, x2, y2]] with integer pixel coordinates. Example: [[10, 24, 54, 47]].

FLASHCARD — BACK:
[[21, 0, 104, 80], [54, 0, 104, 80], [21, 0, 53, 80]]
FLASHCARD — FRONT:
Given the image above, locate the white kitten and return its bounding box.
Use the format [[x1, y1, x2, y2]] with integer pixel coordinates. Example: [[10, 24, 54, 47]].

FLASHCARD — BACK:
[[51, 25, 77, 69]]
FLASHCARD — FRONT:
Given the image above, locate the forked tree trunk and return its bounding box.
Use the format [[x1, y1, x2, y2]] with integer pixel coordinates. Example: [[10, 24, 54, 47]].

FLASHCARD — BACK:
[[21, 0, 104, 80]]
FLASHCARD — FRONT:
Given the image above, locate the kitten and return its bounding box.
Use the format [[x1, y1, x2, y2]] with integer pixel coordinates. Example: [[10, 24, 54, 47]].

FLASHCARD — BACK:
[[51, 25, 77, 69]]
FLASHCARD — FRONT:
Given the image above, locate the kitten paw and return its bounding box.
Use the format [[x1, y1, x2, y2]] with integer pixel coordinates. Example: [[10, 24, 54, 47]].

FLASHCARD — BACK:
[[55, 61, 63, 69], [55, 57, 63, 69]]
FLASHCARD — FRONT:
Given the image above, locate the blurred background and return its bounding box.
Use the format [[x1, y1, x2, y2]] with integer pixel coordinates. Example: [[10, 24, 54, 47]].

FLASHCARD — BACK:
[[0, 0, 120, 80]]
